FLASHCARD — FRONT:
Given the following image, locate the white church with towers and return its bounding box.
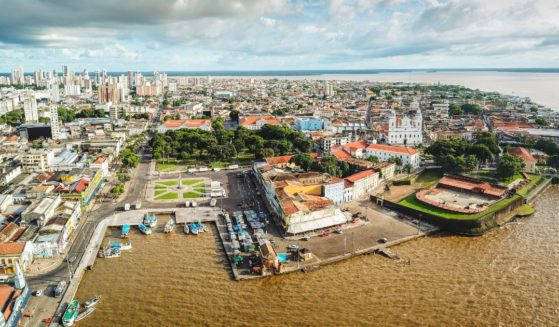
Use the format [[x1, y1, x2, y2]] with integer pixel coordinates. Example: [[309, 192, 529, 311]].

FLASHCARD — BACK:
[[384, 108, 423, 146]]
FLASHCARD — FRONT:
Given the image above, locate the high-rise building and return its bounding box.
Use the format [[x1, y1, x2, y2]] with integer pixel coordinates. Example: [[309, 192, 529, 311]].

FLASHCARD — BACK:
[[23, 92, 38, 123], [64, 84, 81, 96], [109, 105, 119, 122], [50, 106, 61, 140], [98, 83, 120, 104], [62, 65, 69, 77], [10, 66, 24, 85], [50, 83, 60, 102]]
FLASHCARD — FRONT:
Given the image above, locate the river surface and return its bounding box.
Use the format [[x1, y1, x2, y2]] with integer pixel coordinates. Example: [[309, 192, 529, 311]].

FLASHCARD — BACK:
[[76, 188, 559, 326]]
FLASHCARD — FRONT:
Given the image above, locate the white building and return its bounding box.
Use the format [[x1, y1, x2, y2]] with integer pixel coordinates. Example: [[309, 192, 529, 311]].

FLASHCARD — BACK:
[[50, 83, 60, 102], [109, 105, 119, 122], [157, 119, 212, 133], [385, 109, 423, 145], [21, 149, 55, 173], [344, 169, 380, 199], [50, 106, 61, 140], [23, 94, 38, 123], [365, 144, 420, 169], [64, 84, 81, 96]]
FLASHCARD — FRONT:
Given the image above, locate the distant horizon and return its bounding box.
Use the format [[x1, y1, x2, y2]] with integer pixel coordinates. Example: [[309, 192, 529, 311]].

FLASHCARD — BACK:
[[2, 67, 559, 76]]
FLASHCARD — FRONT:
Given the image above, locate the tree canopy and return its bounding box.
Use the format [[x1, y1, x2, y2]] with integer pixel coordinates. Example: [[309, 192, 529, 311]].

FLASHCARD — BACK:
[[150, 123, 313, 163], [497, 154, 524, 179], [426, 133, 498, 173]]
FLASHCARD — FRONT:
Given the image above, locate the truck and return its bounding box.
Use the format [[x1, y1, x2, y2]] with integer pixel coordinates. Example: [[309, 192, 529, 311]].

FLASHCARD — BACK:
[[124, 203, 131, 211], [210, 199, 217, 207], [134, 201, 142, 210], [184, 201, 190, 208], [190, 201, 198, 207]]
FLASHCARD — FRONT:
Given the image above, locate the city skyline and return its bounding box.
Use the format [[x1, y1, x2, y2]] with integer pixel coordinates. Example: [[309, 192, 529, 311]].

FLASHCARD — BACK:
[[1, 0, 559, 71]]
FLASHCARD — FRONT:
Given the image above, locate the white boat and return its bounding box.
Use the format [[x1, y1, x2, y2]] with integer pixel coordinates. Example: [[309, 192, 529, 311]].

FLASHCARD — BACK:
[[75, 307, 96, 322], [82, 295, 101, 309], [164, 219, 175, 233], [184, 224, 190, 234], [120, 242, 132, 250]]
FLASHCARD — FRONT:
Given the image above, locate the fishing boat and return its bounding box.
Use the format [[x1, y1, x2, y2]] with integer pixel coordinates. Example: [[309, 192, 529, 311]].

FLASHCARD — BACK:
[[110, 242, 132, 251], [190, 223, 199, 235], [62, 299, 79, 326], [121, 224, 130, 238], [82, 295, 101, 309], [197, 223, 205, 234], [138, 223, 152, 235], [98, 247, 121, 258], [164, 219, 175, 233], [75, 307, 95, 322], [183, 223, 189, 234], [203, 223, 209, 232], [144, 213, 158, 227]]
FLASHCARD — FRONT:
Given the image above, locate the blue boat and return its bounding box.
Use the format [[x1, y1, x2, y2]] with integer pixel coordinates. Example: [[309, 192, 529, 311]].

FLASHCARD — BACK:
[[190, 223, 199, 235], [143, 213, 158, 227], [138, 223, 152, 235], [121, 224, 130, 238]]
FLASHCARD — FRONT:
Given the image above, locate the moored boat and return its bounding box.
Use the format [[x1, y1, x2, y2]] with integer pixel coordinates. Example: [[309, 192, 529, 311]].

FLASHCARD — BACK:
[[62, 299, 79, 326], [164, 219, 175, 233], [190, 223, 199, 235], [138, 223, 152, 235], [110, 242, 132, 251], [98, 247, 121, 258], [82, 295, 101, 309], [144, 213, 158, 227], [121, 224, 130, 238], [75, 307, 96, 322], [183, 223, 189, 234]]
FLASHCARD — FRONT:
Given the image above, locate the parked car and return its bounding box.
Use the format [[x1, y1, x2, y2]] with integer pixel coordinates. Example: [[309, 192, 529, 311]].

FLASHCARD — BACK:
[[319, 232, 330, 237]]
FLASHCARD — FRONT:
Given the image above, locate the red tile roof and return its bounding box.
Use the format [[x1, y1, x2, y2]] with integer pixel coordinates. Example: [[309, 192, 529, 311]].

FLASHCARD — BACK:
[[74, 178, 89, 193], [345, 169, 377, 183], [438, 176, 507, 198], [239, 116, 279, 126], [508, 147, 536, 163], [265, 155, 292, 165], [163, 119, 210, 128], [93, 156, 107, 164], [0, 242, 24, 255], [366, 144, 418, 155], [331, 149, 352, 159]]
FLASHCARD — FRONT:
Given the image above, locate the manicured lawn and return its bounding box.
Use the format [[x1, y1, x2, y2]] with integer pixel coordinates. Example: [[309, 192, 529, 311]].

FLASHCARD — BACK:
[[155, 192, 178, 200], [183, 192, 202, 199], [158, 180, 179, 186], [516, 174, 542, 196], [194, 187, 206, 193], [154, 189, 166, 196], [470, 171, 523, 185], [210, 162, 230, 168], [180, 179, 203, 186], [156, 162, 178, 171], [415, 169, 443, 187]]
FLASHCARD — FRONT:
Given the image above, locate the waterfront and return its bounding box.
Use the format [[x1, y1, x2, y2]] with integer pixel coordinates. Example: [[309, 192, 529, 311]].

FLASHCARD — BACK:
[[230, 71, 559, 111], [75, 187, 559, 326]]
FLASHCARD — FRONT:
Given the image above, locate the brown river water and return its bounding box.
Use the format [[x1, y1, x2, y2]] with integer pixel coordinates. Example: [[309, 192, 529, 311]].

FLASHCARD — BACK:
[[75, 187, 559, 326]]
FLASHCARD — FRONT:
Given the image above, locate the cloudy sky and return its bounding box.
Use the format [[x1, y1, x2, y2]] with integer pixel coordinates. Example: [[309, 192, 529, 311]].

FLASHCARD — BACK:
[[1, 0, 559, 72]]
